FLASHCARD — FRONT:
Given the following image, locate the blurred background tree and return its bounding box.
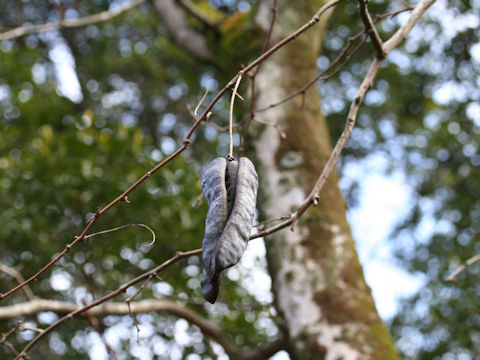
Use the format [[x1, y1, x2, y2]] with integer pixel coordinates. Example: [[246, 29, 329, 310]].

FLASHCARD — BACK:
[[0, 0, 478, 359]]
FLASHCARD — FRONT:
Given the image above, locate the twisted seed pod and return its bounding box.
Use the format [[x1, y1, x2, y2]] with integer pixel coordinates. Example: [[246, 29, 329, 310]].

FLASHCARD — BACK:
[[201, 157, 258, 303]]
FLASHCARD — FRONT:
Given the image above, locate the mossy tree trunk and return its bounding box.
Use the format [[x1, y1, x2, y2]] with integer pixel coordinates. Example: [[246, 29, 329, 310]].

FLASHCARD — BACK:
[[254, 1, 399, 359]]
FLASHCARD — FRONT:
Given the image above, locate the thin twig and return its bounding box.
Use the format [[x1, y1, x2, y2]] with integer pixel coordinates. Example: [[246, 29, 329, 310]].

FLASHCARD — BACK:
[[85, 312, 121, 360], [228, 74, 243, 159], [14, 249, 201, 359], [0, 262, 35, 300], [253, 117, 286, 139], [254, 6, 413, 114], [447, 254, 480, 281], [290, 59, 383, 230], [240, 0, 278, 154], [83, 223, 156, 247], [253, 215, 290, 230], [0, 0, 145, 41], [125, 273, 156, 339], [358, 0, 385, 58], [19, 324, 43, 334], [194, 88, 209, 117], [0, 323, 21, 356], [255, 31, 367, 113]]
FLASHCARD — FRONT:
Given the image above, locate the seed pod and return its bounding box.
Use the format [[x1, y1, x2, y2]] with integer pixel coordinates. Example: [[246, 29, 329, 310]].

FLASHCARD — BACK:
[[200, 157, 258, 303]]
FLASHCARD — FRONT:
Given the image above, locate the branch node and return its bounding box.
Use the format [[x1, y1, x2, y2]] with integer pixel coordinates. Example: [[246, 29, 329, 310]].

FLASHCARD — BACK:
[[358, 0, 386, 59]]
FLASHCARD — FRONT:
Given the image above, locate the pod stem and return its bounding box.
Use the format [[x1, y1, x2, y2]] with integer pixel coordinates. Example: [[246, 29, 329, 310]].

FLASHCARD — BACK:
[[228, 74, 243, 159]]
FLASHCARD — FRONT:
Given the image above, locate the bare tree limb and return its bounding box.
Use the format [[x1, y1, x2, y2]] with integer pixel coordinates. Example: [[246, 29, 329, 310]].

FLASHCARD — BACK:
[[14, 249, 199, 358], [383, 0, 436, 53], [0, 262, 35, 301], [447, 253, 480, 281], [255, 31, 368, 114], [6, 298, 283, 359], [0, 323, 21, 356], [358, 0, 385, 58], [254, 6, 414, 114], [0, 0, 145, 41], [152, 0, 213, 60], [85, 311, 120, 360]]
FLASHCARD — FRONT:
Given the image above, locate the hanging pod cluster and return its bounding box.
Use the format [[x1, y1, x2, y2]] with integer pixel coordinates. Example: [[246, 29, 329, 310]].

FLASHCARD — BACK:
[[200, 157, 258, 303]]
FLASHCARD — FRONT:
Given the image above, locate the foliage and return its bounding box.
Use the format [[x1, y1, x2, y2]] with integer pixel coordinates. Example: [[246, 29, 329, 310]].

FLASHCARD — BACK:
[[1, 0, 480, 359], [0, 1, 273, 358]]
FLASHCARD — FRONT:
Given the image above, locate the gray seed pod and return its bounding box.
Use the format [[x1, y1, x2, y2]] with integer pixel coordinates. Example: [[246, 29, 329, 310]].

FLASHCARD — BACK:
[[200, 157, 258, 303]]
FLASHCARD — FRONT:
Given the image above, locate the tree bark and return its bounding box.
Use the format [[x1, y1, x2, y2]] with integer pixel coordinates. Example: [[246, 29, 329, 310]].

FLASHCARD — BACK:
[[254, 1, 399, 359]]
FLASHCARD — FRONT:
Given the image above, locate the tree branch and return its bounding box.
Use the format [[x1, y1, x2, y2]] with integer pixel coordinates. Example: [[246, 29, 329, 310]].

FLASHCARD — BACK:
[[0, 0, 145, 41], [383, 0, 436, 53], [5, 298, 283, 359], [447, 253, 480, 281], [358, 0, 385, 58], [0, 262, 34, 301]]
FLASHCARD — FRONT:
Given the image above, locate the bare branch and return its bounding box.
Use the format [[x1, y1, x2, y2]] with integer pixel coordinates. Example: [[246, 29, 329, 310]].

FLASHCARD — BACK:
[[85, 312, 120, 360], [383, 0, 436, 53], [0, 323, 22, 356], [447, 254, 480, 281], [253, 5, 415, 115], [6, 298, 283, 359], [255, 32, 368, 113], [83, 223, 156, 247], [0, 0, 145, 42], [0, 262, 35, 300], [358, 0, 385, 58], [14, 249, 199, 358]]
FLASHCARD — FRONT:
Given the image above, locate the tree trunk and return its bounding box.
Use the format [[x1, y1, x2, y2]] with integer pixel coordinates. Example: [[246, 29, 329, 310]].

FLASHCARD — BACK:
[[254, 1, 399, 359]]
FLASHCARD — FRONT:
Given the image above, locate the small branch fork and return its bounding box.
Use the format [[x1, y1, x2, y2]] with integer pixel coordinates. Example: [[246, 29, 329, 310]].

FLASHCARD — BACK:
[[358, 0, 385, 59], [0, 0, 145, 42], [254, 6, 413, 115], [1, 0, 343, 302]]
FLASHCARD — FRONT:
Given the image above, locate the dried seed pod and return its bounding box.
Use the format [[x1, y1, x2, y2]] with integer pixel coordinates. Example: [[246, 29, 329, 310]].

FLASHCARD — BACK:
[[200, 157, 258, 303]]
